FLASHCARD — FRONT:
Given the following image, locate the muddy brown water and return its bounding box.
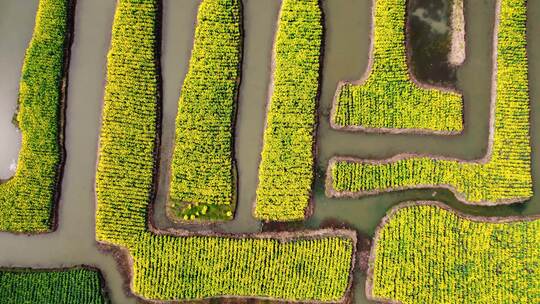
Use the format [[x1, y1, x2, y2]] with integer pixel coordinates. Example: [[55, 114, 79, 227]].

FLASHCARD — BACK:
[[0, 0, 539, 303]]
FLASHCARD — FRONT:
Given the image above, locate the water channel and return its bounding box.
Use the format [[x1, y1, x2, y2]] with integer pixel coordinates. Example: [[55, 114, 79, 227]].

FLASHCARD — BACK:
[[0, 0, 539, 303]]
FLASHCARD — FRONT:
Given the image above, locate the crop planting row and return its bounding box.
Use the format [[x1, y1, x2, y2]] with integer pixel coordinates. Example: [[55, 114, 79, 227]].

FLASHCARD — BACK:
[[254, 0, 322, 221], [96, 0, 355, 302], [0, 0, 71, 233], [0, 268, 107, 304], [95, 0, 160, 244], [129, 231, 355, 301], [369, 202, 539, 304], [168, 0, 242, 221], [331, 0, 463, 133], [329, 0, 531, 204]]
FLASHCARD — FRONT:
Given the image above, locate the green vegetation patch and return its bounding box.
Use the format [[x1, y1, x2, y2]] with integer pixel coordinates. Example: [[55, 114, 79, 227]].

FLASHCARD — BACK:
[[168, 0, 242, 221], [332, 0, 463, 132], [0, 268, 107, 304], [129, 232, 354, 302], [254, 0, 322, 221], [329, 0, 531, 204], [369, 202, 540, 303], [0, 0, 71, 233], [96, 0, 159, 245], [96, 0, 356, 302]]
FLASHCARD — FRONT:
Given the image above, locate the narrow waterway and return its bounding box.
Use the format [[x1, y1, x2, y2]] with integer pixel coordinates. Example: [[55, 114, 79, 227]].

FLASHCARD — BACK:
[[0, 1, 538, 304]]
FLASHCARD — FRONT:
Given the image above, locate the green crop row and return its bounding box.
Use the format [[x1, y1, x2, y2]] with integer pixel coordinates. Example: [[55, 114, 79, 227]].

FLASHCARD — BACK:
[[330, 0, 531, 204], [130, 232, 355, 302], [95, 0, 355, 302], [369, 202, 539, 303], [332, 0, 463, 132], [0, 268, 107, 304], [254, 0, 322, 221], [0, 0, 71, 233], [96, 0, 160, 245], [168, 0, 242, 221]]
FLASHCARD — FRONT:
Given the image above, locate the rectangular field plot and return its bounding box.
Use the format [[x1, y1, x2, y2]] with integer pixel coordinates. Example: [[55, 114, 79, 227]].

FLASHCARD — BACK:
[[254, 0, 323, 222], [0, 268, 107, 304]]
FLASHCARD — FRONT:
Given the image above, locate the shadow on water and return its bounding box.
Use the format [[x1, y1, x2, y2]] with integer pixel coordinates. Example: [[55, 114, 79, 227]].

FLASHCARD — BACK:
[[0, 0, 539, 303]]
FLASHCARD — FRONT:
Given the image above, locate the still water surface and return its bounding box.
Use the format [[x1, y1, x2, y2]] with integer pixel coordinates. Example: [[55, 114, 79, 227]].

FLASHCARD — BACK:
[[0, 0, 539, 303]]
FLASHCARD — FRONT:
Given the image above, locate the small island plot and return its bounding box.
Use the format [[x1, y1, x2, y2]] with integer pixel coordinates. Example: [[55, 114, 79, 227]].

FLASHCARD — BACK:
[[0, 267, 109, 304]]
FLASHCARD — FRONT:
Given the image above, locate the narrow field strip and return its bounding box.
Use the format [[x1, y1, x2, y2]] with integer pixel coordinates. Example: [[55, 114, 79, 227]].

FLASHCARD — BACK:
[[128, 230, 355, 302], [254, 0, 323, 221], [369, 202, 540, 304], [0, 267, 108, 304], [168, 0, 242, 221], [328, 0, 531, 205], [0, 0, 72, 233], [331, 0, 463, 133], [95, 0, 356, 302]]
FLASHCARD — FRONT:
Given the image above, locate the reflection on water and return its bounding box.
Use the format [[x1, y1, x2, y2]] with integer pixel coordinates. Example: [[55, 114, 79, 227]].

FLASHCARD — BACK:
[[412, 4, 449, 34], [0, 1, 538, 304], [0, 1, 38, 180], [409, 0, 457, 85]]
